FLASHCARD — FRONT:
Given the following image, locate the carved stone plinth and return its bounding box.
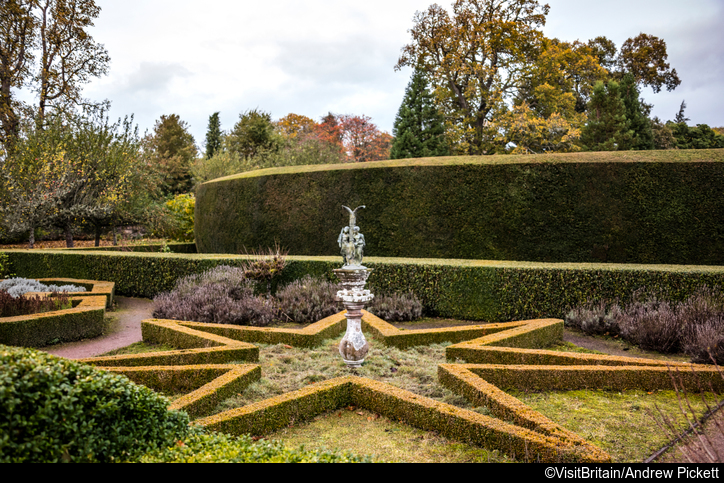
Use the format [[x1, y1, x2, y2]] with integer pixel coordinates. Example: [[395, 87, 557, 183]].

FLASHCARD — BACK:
[[334, 267, 373, 368]]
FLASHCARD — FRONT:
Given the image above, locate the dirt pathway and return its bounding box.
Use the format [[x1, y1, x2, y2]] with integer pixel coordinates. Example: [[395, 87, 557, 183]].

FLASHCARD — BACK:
[[42, 296, 152, 359]]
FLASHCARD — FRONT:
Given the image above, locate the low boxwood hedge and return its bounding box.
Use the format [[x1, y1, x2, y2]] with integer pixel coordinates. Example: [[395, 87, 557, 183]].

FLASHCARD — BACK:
[[5, 249, 724, 321]]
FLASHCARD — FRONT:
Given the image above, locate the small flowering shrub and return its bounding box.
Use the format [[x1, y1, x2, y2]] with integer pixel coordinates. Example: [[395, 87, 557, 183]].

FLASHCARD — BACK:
[[0, 278, 86, 299], [0, 290, 73, 317], [565, 302, 623, 336], [565, 286, 724, 364], [367, 292, 423, 322], [153, 267, 424, 327], [274, 275, 341, 324], [153, 266, 275, 327]]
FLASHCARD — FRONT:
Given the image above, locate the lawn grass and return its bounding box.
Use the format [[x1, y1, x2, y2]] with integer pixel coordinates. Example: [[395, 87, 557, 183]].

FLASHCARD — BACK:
[[512, 388, 720, 462], [101, 341, 180, 356], [265, 406, 514, 463]]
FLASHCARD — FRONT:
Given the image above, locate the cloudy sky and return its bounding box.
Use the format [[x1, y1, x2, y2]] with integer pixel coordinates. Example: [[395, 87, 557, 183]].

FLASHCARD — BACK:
[[22, 0, 724, 149]]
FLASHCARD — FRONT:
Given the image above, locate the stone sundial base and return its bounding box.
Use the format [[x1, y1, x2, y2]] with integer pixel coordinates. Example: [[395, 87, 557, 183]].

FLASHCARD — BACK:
[[334, 267, 373, 368]]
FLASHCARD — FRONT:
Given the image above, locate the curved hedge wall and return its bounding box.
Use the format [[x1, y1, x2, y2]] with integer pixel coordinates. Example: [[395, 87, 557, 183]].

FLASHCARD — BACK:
[[195, 150, 724, 265]]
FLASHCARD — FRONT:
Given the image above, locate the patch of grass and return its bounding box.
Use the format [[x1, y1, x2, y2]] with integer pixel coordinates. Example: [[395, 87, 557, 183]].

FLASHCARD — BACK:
[[100, 341, 179, 357], [212, 337, 472, 414], [545, 340, 604, 354], [512, 388, 720, 462], [265, 406, 514, 463]]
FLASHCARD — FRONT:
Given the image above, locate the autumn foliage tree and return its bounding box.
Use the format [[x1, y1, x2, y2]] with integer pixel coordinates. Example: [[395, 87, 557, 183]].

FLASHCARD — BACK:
[[335, 114, 392, 162], [0, 109, 147, 247], [617, 33, 681, 94], [0, 0, 36, 153], [396, 0, 550, 154]]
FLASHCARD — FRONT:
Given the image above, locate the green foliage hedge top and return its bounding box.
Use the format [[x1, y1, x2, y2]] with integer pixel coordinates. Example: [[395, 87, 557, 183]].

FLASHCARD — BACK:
[[195, 150, 724, 265], [0, 344, 190, 463]]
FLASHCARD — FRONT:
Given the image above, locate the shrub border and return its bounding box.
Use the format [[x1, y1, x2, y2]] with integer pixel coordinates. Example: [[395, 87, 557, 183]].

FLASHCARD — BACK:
[[6, 248, 724, 321], [35, 278, 115, 308]]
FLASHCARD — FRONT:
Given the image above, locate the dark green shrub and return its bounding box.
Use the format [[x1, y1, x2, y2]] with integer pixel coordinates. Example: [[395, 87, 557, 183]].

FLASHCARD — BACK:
[[0, 252, 13, 278], [0, 345, 190, 463], [139, 429, 374, 463], [195, 151, 724, 265]]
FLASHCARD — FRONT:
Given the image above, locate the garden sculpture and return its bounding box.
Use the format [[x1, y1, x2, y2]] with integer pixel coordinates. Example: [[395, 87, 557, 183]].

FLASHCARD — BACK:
[[334, 205, 373, 368]]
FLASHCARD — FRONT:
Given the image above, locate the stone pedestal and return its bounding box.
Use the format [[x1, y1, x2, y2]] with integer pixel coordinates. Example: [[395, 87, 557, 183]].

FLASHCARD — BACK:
[[334, 267, 373, 368]]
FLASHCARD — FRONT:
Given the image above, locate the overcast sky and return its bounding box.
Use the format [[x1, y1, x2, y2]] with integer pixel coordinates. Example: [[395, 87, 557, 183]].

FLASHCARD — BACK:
[[22, 0, 724, 149]]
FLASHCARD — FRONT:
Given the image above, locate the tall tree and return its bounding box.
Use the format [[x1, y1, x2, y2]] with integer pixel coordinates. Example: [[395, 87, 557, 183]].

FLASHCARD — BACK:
[[204, 112, 222, 159], [35, 0, 109, 124], [395, 0, 550, 154], [0, 109, 144, 247], [617, 33, 680, 94], [275, 113, 316, 139], [580, 80, 633, 151], [0, 0, 109, 151], [337, 114, 392, 162], [145, 114, 197, 197], [518, 38, 608, 115], [0, 0, 36, 153], [674, 100, 690, 124], [391, 68, 449, 159], [226, 109, 278, 160], [619, 73, 654, 150]]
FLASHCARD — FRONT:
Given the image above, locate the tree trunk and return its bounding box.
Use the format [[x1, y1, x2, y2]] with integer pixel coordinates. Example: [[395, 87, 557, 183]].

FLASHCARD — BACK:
[[112, 225, 118, 246], [28, 227, 35, 249], [95, 225, 101, 247], [65, 224, 74, 248]]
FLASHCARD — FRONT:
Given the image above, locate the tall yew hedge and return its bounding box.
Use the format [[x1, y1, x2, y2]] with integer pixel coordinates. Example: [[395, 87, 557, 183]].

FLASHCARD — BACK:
[[195, 150, 724, 265]]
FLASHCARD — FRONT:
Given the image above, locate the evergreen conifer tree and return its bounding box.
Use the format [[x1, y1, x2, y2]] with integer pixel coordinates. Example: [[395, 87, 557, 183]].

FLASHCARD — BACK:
[[390, 69, 449, 159], [620, 74, 654, 150], [580, 80, 633, 151], [204, 112, 222, 159]]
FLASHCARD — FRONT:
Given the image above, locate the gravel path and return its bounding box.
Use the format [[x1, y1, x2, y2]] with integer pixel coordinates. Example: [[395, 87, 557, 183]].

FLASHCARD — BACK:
[[42, 296, 152, 359]]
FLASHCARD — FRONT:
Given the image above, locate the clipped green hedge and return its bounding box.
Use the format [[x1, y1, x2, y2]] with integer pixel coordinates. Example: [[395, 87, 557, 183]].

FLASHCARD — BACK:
[[138, 429, 374, 463], [0, 345, 191, 463], [5, 249, 724, 321], [196, 150, 724, 265], [0, 296, 106, 348]]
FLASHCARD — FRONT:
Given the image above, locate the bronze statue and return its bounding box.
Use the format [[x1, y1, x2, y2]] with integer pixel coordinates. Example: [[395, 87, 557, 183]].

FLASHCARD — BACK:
[[338, 205, 366, 267]]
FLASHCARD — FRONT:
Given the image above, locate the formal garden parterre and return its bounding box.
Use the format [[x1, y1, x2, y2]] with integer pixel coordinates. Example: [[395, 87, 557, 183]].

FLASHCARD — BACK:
[[2, 250, 724, 462]]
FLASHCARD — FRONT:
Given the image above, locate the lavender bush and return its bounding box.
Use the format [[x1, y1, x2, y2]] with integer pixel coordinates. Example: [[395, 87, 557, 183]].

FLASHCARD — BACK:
[[274, 275, 341, 324], [0, 278, 86, 299], [367, 292, 423, 322], [153, 266, 274, 327], [565, 286, 724, 364]]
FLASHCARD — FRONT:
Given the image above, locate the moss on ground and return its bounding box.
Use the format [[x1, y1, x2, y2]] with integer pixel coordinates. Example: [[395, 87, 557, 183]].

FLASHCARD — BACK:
[[513, 388, 720, 462]]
